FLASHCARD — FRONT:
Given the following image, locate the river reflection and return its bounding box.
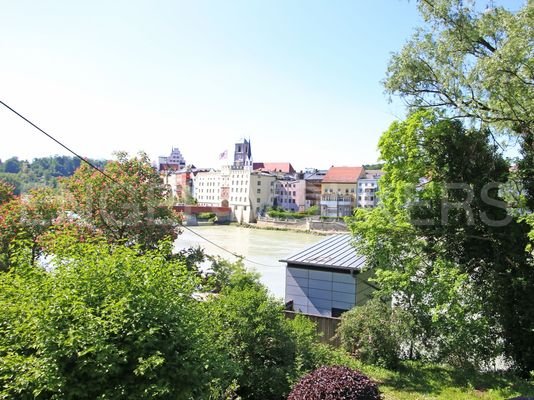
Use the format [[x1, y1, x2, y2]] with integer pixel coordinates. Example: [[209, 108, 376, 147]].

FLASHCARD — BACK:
[[174, 225, 323, 299]]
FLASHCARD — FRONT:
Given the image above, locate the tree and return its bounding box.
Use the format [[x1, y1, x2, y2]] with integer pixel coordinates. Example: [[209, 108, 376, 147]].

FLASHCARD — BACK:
[[348, 110, 534, 372], [62, 152, 181, 250], [0, 238, 221, 399], [207, 281, 299, 400], [0, 179, 15, 205], [385, 0, 534, 212], [385, 0, 532, 135], [4, 157, 21, 174]]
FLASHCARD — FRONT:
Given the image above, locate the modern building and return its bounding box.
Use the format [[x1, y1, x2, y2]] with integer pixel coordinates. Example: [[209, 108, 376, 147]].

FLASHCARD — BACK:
[[320, 166, 365, 217], [158, 147, 186, 171], [282, 234, 375, 318]]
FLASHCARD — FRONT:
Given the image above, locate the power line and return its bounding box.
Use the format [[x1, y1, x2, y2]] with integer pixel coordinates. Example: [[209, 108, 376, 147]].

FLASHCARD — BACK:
[[180, 225, 275, 268], [0, 100, 280, 269], [180, 224, 279, 268], [0, 100, 121, 186]]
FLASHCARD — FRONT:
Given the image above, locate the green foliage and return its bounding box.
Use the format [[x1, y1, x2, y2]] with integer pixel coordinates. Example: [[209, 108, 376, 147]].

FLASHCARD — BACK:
[[0, 186, 61, 271], [0, 156, 106, 194], [385, 0, 533, 137], [267, 206, 317, 219], [383, 0, 534, 374], [62, 151, 181, 250], [3, 157, 21, 174], [0, 239, 219, 399], [207, 284, 298, 400], [348, 110, 534, 372], [0, 179, 15, 205], [337, 298, 412, 369], [286, 315, 327, 381], [197, 212, 216, 220]]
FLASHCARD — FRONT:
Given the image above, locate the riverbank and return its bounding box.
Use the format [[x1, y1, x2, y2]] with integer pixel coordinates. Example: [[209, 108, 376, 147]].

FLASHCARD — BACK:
[[237, 222, 331, 235], [243, 217, 350, 235]]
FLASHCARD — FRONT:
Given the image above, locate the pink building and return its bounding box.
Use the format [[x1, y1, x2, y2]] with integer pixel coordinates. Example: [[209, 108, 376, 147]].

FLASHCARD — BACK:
[[274, 179, 306, 212]]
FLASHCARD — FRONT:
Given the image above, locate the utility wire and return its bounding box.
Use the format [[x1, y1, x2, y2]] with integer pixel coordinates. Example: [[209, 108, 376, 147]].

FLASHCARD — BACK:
[[180, 224, 279, 268], [0, 100, 281, 269], [0, 100, 121, 186]]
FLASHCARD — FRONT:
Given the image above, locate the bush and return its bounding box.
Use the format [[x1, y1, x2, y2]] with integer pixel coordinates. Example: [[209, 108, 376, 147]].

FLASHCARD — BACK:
[[336, 298, 411, 369], [207, 285, 298, 399], [287, 365, 380, 400], [197, 212, 216, 220], [0, 239, 219, 399]]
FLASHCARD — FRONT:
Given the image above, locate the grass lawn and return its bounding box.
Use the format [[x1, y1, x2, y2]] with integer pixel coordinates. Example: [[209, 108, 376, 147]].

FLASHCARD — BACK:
[[326, 351, 534, 399]]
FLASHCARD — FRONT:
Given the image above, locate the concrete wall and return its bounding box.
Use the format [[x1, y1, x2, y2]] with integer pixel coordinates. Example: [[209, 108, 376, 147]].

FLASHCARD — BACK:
[[285, 266, 357, 317]]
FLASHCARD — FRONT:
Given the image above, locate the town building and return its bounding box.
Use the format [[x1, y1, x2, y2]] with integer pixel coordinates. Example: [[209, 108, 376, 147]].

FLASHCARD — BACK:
[[282, 234, 375, 318], [320, 166, 364, 218], [253, 162, 296, 175], [194, 165, 276, 223], [274, 178, 306, 212], [233, 139, 252, 168], [161, 168, 195, 202], [304, 169, 327, 208], [158, 147, 186, 171], [356, 169, 384, 208]]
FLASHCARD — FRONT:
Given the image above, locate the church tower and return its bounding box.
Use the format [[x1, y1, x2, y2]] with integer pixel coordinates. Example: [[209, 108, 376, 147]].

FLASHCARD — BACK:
[[233, 139, 252, 168]]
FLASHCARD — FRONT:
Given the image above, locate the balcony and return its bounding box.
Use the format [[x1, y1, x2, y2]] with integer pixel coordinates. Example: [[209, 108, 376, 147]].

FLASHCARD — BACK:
[[320, 194, 355, 205]]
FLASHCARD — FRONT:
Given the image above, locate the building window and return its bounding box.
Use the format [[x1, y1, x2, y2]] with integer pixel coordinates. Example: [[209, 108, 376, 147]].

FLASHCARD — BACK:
[[257, 198, 260, 203], [257, 188, 261, 194], [257, 181, 261, 185]]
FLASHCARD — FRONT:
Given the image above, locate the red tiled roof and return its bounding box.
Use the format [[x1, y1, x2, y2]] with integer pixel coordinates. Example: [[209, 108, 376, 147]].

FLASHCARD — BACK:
[[253, 162, 296, 174], [322, 166, 364, 183]]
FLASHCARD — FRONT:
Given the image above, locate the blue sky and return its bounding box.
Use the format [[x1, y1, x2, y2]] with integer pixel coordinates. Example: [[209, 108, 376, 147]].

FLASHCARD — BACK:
[[0, 0, 522, 170]]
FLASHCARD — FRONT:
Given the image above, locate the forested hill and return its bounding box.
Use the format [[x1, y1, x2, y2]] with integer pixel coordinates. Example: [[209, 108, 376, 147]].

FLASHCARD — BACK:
[[0, 156, 107, 194]]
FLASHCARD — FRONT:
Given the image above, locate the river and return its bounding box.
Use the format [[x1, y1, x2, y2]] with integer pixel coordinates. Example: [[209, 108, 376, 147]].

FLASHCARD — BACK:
[[174, 225, 324, 299]]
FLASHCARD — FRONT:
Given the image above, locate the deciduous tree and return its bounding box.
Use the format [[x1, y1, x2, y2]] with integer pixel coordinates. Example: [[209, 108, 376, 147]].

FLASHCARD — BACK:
[[348, 110, 534, 372], [62, 152, 180, 250]]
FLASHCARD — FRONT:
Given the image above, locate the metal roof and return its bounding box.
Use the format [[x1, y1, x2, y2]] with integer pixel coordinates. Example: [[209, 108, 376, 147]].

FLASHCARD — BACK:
[[280, 234, 366, 272]]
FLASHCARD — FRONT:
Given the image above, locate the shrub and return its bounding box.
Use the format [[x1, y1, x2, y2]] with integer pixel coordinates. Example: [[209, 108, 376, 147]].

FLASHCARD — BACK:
[[197, 212, 216, 220], [336, 298, 411, 369], [207, 285, 297, 399], [287, 365, 380, 400]]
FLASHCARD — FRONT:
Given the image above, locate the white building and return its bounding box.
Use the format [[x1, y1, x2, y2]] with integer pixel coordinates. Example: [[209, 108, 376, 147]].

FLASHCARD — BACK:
[[193, 165, 276, 223], [356, 170, 384, 208], [158, 147, 186, 171]]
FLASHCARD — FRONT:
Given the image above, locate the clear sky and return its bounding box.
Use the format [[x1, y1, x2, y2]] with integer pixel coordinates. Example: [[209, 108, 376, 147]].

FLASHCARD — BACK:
[[0, 0, 522, 171]]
